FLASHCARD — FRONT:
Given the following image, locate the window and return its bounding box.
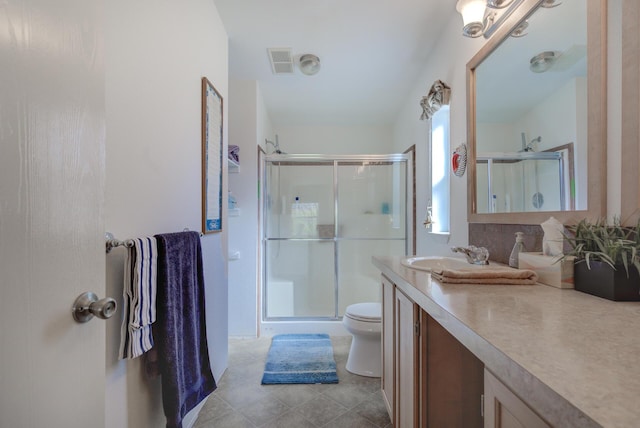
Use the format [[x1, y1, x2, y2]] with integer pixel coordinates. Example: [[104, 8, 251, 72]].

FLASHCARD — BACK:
[[429, 105, 450, 234]]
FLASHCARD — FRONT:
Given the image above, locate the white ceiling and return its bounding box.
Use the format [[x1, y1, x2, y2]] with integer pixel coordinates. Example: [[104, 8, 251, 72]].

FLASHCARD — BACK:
[[213, 0, 457, 126]]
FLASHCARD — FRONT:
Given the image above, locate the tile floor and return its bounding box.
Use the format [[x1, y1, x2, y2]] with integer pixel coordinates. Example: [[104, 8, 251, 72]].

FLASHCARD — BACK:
[[194, 336, 392, 428]]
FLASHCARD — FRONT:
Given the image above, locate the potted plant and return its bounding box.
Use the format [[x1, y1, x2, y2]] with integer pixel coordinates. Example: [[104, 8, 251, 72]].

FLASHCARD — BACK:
[[563, 218, 640, 301]]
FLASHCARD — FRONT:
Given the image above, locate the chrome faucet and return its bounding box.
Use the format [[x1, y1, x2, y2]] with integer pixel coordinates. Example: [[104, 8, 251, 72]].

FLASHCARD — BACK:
[[451, 245, 490, 265]]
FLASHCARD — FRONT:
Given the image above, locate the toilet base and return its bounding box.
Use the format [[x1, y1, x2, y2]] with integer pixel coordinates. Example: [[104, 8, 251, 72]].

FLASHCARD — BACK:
[[346, 334, 381, 378]]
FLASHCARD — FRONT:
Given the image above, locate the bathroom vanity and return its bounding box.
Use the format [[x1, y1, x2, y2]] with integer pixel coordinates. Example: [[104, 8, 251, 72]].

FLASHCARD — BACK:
[[374, 255, 640, 428]]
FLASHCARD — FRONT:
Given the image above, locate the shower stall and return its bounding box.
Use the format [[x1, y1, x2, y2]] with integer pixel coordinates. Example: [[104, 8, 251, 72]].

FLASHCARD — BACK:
[[476, 149, 572, 213], [261, 154, 410, 328]]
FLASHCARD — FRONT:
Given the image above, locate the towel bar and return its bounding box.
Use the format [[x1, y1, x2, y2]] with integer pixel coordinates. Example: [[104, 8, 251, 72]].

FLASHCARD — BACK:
[[105, 230, 204, 253], [105, 232, 134, 253]]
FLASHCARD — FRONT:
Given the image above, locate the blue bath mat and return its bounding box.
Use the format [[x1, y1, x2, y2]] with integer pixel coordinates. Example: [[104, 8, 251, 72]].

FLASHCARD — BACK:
[[261, 334, 339, 385]]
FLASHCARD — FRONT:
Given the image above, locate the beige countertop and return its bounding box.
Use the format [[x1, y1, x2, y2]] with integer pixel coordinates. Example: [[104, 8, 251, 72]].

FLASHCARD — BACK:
[[373, 256, 640, 428]]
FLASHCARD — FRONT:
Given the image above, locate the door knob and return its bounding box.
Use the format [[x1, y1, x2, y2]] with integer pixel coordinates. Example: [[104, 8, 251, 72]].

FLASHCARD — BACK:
[[72, 292, 117, 323]]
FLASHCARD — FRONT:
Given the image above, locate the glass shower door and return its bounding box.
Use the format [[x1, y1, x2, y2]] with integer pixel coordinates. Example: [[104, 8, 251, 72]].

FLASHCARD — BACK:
[[264, 161, 335, 318], [336, 161, 406, 315], [263, 155, 409, 321]]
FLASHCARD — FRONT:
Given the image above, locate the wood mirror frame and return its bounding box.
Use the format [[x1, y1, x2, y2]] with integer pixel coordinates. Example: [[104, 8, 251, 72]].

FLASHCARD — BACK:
[[466, 0, 607, 225], [621, 0, 640, 226]]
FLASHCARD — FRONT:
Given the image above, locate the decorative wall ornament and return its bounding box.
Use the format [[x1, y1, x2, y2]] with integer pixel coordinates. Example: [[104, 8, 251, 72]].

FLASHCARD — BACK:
[[419, 79, 452, 120], [452, 143, 468, 177]]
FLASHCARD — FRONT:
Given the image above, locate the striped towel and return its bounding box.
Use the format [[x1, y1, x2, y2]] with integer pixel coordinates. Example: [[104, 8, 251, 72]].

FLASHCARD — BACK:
[[119, 237, 158, 359]]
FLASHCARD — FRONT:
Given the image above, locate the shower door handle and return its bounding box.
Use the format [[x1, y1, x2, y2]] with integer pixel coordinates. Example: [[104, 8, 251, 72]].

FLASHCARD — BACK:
[[72, 292, 117, 323]]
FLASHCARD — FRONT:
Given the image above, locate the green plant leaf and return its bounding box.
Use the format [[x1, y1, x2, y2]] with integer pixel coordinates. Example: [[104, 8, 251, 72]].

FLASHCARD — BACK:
[[564, 217, 640, 272]]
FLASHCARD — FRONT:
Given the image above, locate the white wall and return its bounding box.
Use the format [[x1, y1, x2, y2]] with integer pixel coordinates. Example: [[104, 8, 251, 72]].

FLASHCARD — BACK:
[[392, 14, 484, 256], [105, 1, 229, 426], [274, 125, 394, 154], [227, 80, 273, 337]]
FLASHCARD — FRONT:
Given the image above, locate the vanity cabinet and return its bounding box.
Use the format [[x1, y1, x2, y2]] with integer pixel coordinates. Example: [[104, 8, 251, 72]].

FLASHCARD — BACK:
[[484, 369, 550, 428], [381, 274, 483, 428]]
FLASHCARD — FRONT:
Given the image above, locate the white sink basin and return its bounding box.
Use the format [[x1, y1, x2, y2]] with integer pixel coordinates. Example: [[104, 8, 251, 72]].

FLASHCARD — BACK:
[[401, 256, 474, 272]]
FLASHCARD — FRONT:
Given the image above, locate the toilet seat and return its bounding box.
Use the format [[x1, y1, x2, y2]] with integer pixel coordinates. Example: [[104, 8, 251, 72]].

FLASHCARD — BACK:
[[345, 302, 381, 323]]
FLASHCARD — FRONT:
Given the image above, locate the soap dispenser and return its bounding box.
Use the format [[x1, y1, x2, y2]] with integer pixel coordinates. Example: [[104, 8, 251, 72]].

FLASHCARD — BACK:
[[509, 232, 526, 268]]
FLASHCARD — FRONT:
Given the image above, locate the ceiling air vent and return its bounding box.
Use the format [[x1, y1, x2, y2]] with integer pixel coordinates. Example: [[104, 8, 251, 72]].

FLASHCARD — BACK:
[[268, 48, 294, 74]]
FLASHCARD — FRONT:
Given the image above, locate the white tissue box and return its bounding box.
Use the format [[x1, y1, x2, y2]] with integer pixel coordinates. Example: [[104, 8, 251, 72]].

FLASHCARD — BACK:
[[518, 252, 575, 289]]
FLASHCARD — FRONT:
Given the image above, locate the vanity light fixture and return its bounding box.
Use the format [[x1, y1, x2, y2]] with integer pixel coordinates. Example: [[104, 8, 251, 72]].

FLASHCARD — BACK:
[[298, 54, 321, 76], [456, 0, 489, 38], [456, 0, 518, 38]]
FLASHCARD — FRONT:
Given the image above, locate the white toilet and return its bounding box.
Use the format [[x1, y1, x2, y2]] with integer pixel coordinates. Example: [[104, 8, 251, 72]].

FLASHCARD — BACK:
[[343, 302, 382, 377]]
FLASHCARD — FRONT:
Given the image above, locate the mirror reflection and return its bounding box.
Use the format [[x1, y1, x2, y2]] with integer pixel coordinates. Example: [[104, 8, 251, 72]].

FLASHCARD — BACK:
[[474, 1, 587, 214]]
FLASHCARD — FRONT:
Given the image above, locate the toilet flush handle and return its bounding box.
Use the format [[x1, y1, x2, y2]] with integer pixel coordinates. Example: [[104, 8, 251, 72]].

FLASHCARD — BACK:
[[72, 292, 117, 323]]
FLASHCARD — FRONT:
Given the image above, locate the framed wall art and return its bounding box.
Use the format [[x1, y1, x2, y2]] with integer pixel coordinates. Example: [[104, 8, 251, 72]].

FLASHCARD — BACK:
[[201, 77, 223, 234]]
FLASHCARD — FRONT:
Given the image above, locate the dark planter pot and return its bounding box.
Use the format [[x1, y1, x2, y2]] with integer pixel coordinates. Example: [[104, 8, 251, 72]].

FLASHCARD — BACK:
[[574, 261, 640, 301]]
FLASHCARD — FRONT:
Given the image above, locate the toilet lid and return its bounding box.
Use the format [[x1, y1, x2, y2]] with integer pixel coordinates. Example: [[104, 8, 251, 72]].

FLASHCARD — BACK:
[[345, 302, 381, 322]]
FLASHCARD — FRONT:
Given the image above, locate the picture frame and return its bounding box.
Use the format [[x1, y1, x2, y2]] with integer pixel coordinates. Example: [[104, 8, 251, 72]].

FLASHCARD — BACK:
[[201, 77, 223, 234]]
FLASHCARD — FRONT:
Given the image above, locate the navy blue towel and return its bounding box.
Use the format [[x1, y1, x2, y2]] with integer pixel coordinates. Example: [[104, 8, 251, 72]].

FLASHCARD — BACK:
[[154, 231, 216, 428]]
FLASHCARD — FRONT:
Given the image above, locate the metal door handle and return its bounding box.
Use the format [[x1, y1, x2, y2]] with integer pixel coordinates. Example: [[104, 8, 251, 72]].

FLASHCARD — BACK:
[[72, 292, 117, 323]]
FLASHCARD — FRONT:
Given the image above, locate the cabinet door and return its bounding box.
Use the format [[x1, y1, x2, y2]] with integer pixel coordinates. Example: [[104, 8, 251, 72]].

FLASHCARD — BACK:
[[381, 275, 395, 420], [484, 369, 551, 428], [395, 288, 419, 428], [426, 315, 484, 427]]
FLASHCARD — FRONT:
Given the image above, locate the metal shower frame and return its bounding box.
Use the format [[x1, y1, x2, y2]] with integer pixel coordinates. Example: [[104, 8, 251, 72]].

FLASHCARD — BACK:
[[261, 153, 411, 322]]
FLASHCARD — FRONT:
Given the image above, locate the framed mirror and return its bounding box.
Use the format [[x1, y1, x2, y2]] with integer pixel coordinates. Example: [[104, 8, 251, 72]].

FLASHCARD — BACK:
[[466, 0, 606, 224]]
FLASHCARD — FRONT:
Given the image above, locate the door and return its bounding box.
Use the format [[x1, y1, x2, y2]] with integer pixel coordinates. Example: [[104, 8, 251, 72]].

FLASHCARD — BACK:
[[0, 1, 107, 427], [263, 161, 336, 318], [336, 160, 406, 314]]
